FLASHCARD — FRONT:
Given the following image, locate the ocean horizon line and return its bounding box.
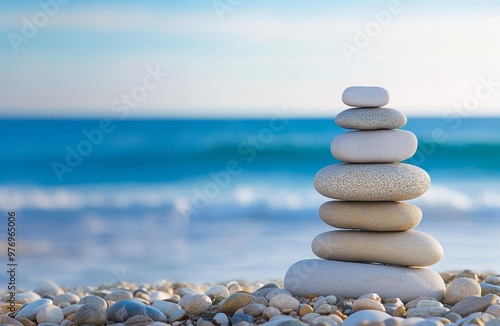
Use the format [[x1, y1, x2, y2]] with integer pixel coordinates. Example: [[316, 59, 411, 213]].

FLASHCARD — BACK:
[[1, 115, 500, 120]]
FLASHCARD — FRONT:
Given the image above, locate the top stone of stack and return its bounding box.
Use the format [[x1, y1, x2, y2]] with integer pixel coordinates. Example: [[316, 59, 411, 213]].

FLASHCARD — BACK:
[[342, 86, 389, 108], [336, 86, 406, 130]]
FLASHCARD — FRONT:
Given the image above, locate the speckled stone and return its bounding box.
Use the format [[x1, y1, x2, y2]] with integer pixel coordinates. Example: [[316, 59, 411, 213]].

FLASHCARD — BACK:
[[342, 86, 390, 108], [178, 294, 212, 315], [284, 259, 445, 302], [406, 307, 450, 318], [481, 283, 500, 296], [124, 314, 154, 326], [312, 230, 443, 267], [0, 315, 23, 326], [71, 303, 107, 326], [36, 305, 64, 324], [451, 294, 499, 317], [269, 294, 300, 311], [79, 295, 107, 308], [485, 304, 500, 318], [335, 107, 407, 130], [330, 130, 417, 163], [445, 277, 482, 305], [314, 163, 431, 201], [319, 201, 422, 231]]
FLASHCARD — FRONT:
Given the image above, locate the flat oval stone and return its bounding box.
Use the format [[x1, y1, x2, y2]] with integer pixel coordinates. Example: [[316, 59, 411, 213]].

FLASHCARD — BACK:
[[335, 108, 407, 130], [284, 259, 445, 302], [15, 298, 53, 320], [107, 299, 167, 323], [330, 130, 417, 163], [342, 86, 389, 108], [312, 230, 443, 267], [319, 201, 422, 231], [314, 163, 430, 201], [219, 293, 256, 314]]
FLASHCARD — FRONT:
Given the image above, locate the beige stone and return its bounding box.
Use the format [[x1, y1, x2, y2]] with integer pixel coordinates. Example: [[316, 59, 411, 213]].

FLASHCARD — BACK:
[[444, 277, 481, 305], [314, 163, 430, 201], [330, 130, 417, 163], [319, 201, 422, 231], [284, 259, 445, 302], [450, 294, 499, 317], [311, 230, 443, 267], [299, 304, 314, 316], [485, 304, 500, 317], [352, 299, 386, 312]]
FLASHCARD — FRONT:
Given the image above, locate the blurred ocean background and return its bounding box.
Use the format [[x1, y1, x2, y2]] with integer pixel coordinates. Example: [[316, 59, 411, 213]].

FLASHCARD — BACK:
[[1, 117, 499, 289]]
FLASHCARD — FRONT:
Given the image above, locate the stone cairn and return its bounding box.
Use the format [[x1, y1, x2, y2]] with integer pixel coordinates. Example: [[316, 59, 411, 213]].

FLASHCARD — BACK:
[[284, 86, 446, 302]]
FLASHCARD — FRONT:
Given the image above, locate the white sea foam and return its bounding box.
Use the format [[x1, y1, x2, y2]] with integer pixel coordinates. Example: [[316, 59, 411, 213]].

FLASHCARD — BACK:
[[1, 181, 499, 219]]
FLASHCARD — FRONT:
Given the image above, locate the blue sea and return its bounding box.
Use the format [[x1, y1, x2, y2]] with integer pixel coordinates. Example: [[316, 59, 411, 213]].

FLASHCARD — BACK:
[[1, 117, 500, 289]]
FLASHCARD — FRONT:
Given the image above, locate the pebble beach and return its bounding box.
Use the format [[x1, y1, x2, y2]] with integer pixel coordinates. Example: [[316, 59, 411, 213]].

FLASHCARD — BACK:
[[2, 269, 500, 326]]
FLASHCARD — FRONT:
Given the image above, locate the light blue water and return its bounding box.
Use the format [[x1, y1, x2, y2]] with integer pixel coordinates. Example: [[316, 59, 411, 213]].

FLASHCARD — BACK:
[[0, 118, 499, 289]]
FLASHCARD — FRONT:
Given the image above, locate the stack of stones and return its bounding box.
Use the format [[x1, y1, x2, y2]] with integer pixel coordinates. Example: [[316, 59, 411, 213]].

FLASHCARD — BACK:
[[284, 86, 446, 303]]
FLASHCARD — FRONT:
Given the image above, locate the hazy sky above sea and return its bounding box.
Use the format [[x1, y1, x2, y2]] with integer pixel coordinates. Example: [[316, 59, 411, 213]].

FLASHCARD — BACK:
[[1, 0, 500, 117]]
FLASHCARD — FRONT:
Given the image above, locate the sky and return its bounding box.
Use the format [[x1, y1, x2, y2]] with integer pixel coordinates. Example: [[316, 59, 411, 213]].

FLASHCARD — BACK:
[[1, 0, 500, 117]]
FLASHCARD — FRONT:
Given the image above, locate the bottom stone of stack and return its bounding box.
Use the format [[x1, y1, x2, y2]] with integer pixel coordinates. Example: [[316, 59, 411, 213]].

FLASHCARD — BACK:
[[284, 259, 445, 302]]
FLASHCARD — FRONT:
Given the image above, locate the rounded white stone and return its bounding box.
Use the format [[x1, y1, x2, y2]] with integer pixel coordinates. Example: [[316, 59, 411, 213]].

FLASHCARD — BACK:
[[444, 277, 481, 305], [330, 130, 417, 163], [335, 108, 407, 130], [314, 163, 430, 201], [342, 310, 392, 326], [319, 201, 422, 231], [342, 86, 389, 108], [312, 230, 443, 267], [36, 305, 64, 324], [284, 259, 445, 302], [152, 301, 181, 317]]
